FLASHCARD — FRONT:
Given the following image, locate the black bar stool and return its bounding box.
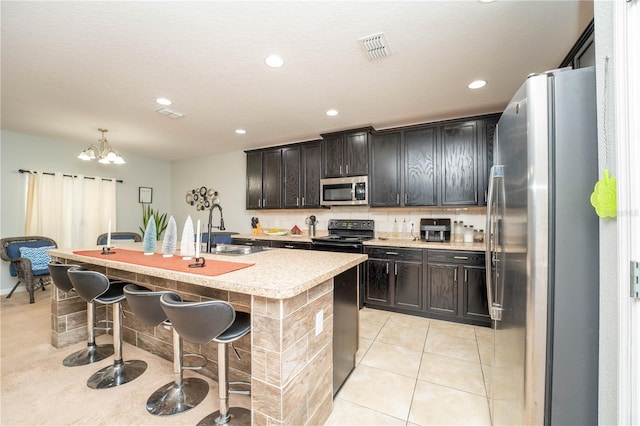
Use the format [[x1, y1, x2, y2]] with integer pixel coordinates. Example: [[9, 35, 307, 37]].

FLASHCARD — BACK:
[[67, 267, 147, 389], [48, 261, 114, 366], [160, 293, 251, 426], [123, 284, 209, 416]]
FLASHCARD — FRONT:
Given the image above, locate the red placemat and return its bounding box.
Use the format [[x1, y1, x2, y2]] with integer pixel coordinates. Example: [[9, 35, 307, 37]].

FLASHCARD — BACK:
[[72, 249, 254, 277]]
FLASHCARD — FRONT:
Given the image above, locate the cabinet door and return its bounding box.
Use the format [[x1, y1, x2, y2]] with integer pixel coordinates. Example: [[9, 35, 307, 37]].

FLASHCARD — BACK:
[[282, 146, 301, 208], [322, 136, 344, 178], [345, 131, 368, 176], [365, 258, 391, 306], [301, 142, 322, 207], [426, 263, 458, 316], [481, 116, 499, 205], [404, 127, 438, 206], [394, 260, 422, 311], [441, 121, 478, 205], [246, 151, 263, 209], [370, 133, 401, 206], [262, 149, 282, 209], [463, 265, 490, 321]]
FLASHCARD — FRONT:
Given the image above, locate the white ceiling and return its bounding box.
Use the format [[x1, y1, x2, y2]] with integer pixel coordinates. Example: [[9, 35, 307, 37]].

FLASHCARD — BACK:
[[1, 1, 593, 162]]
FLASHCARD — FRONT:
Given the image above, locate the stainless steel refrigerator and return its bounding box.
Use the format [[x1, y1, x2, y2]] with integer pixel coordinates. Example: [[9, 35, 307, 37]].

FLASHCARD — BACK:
[[485, 67, 599, 425]]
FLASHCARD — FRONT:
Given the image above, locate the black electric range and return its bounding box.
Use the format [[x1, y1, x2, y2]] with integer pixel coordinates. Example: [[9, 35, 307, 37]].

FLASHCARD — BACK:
[[311, 219, 375, 252]]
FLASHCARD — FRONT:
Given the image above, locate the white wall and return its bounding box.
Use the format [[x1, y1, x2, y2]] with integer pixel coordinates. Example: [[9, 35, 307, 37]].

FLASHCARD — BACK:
[[170, 150, 253, 237], [593, 2, 619, 424], [0, 130, 171, 292]]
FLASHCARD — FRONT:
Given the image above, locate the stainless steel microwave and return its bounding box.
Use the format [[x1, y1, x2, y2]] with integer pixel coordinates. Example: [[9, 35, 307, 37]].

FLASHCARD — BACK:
[[320, 176, 368, 206]]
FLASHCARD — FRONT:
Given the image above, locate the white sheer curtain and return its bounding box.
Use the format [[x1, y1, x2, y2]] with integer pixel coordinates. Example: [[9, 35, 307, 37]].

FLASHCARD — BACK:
[[25, 172, 117, 248]]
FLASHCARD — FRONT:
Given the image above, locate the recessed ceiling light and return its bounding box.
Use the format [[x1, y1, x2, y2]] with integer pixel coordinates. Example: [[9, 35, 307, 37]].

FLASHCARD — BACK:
[[156, 97, 172, 106], [326, 109, 339, 117], [235, 129, 246, 135], [264, 54, 284, 68], [477, 0, 496, 3], [468, 80, 487, 89]]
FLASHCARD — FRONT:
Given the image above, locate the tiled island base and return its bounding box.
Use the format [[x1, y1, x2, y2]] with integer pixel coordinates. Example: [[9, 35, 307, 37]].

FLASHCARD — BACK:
[[50, 258, 337, 426]]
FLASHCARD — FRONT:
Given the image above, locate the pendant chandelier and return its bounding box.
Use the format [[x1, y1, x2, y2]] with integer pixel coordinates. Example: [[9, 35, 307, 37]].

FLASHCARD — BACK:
[[78, 128, 126, 164]]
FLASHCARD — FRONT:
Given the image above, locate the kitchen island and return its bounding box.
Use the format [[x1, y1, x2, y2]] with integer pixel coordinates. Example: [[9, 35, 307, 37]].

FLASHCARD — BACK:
[[48, 244, 366, 426]]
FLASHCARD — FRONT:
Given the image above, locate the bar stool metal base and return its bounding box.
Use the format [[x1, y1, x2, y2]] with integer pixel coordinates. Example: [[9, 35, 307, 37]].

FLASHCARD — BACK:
[[197, 407, 251, 426], [62, 343, 114, 367], [146, 377, 209, 416], [87, 359, 147, 389]]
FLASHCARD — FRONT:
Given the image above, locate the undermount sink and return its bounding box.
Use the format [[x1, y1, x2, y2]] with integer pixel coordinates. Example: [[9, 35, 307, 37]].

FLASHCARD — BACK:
[[210, 244, 271, 256]]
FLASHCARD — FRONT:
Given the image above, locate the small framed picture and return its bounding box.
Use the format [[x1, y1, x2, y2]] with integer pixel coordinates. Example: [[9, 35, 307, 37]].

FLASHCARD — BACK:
[[139, 187, 152, 204]]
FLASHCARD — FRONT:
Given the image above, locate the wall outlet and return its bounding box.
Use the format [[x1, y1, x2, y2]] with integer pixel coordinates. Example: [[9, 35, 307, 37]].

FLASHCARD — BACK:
[[315, 310, 323, 336]]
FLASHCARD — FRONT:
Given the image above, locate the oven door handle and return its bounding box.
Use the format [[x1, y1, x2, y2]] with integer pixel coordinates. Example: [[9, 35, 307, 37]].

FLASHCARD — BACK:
[[312, 242, 362, 250]]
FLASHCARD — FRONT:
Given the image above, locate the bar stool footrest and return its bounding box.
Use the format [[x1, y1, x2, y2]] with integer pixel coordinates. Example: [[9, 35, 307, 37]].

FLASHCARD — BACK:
[[228, 381, 251, 396], [183, 352, 207, 370]]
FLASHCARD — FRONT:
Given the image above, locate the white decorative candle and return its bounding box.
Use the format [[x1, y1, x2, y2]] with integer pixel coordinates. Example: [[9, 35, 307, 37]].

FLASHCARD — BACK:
[[195, 220, 201, 258], [107, 219, 112, 247]]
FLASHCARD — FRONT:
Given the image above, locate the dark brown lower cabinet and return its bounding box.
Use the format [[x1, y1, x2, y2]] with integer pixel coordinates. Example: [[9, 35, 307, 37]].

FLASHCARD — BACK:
[[364, 247, 423, 311], [364, 247, 490, 327]]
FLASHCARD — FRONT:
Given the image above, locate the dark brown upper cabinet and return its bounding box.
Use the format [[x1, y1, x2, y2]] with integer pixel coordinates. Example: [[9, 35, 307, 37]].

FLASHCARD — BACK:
[[282, 141, 322, 209], [321, 128, 371, 178], [246, 148, 282, 209], [440, 120, 479, 206], [369, 114, 500, 208]]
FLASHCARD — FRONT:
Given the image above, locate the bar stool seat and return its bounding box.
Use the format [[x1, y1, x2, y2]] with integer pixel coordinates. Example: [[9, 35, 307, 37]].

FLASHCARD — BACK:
[[123, 284, 209, 416], [160, 293, 251, 426], [67, 267, 147, 389]]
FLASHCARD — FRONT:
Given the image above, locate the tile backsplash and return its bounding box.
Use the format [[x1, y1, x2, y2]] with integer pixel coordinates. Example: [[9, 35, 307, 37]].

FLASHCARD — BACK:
[[250, 207, 487, 238]]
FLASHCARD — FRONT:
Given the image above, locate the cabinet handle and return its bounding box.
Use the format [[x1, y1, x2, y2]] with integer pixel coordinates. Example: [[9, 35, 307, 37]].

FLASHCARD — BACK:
[[346, 164, 349, 175], [340, 165, 343, 175], [246, 242, 254, 246], [284, 245, 294, 249], [405, 193, 408, 204], [396, 194, 400, 204], [263, 198, 266, 207], [454, 269, 458, 283], [385, 263, 389, 274], [475, 190, 478, 203], [394, 263, 397, 276], [385, 252, 399, 256], [464, 269, 468, 283], [302, 197, 305, 206], [296, 197, 299, 207], [258, 199, 261, 208], [454, 256, 469, 260]]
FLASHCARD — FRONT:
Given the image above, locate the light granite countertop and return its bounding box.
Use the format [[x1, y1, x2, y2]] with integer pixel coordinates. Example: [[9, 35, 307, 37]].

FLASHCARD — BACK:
[[232, 234, 486, 252], [49, 244, 367, 300]]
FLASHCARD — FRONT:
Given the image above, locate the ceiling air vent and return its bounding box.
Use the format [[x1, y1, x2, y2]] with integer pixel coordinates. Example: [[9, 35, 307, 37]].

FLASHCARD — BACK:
[[156, 107, 185, 119], [359, 32, 391, 60]]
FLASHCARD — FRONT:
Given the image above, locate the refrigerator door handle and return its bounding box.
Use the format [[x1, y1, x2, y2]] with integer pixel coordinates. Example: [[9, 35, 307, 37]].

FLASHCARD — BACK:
[[486, 165, 504, 321]]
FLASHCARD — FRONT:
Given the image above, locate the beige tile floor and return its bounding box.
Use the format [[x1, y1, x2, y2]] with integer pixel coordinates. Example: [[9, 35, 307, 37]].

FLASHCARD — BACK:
[[325, 307, 493, 426], [0, 289, 493, 425]]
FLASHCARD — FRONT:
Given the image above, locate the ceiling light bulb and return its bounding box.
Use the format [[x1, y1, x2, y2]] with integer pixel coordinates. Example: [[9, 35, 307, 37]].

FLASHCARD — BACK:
[[156, 97, 172, 106], [114, 155, 126, 165], [468, 80, 487, 89], [98, 157, 110, 164], [235, 129, 247, 134], [326, 109, 339, 117], [264, 54, 284, 68]]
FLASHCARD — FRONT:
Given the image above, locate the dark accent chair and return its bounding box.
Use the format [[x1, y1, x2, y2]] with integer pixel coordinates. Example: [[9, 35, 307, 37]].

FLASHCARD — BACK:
[[96, 232, 142, 246], [1, 236, 57, 303]]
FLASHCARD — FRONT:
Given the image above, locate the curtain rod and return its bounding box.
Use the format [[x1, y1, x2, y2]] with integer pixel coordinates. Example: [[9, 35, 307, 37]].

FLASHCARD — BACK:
[[18, 169, 124, 183]]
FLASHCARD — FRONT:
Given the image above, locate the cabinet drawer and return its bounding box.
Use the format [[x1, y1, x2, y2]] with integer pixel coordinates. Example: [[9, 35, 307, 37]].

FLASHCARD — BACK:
[[231, 238, 271, 247], [270, 241, 311, 250], [365, 246, 423, 262], [427, 250, 484, 265]]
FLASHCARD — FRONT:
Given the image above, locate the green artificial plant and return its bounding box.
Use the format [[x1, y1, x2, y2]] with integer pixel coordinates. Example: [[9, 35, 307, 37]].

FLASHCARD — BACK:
[[140, 204, 168, 239]]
